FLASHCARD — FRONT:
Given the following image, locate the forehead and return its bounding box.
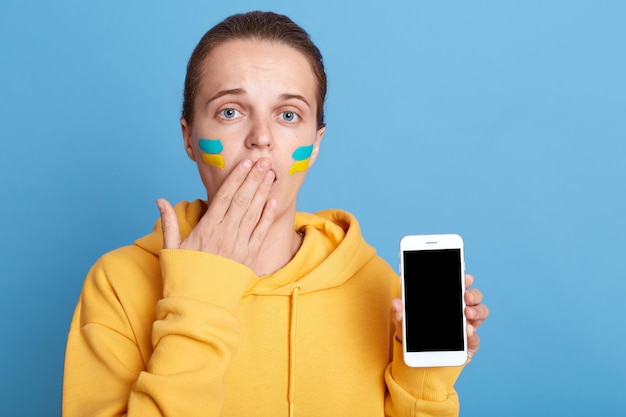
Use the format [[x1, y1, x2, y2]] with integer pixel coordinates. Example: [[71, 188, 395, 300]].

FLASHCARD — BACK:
[[197, 39, 319, 102]]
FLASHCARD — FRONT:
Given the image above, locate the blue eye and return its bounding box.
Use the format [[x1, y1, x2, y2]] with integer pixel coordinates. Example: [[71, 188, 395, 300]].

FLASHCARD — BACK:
[[220, 108, 240, 119], [281, 111, 298, 122]]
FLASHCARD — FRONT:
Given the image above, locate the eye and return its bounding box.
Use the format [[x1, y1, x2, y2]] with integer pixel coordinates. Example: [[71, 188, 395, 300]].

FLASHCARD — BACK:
[[220, 108, 240, 119], [281, 111, 299, 123]]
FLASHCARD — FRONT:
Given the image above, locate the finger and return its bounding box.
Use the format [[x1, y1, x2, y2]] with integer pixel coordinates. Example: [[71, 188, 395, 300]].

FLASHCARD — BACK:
[[238, 169, 275, 242], [157, 198, 181, 249], [465, 273, 474, 288], [465, 287, 483, 306], [467, 323, 480, 359], [247, 197, 278, 254], [222, 158, 273, 229], [466, 303, 489, 327], [390, 298, 403, 342], [203, 159, 254, 223]]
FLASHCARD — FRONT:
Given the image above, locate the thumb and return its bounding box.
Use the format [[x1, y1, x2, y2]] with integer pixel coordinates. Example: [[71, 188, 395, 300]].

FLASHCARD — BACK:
[[391, 298, 404, 342], [156, 198, 181, 249]]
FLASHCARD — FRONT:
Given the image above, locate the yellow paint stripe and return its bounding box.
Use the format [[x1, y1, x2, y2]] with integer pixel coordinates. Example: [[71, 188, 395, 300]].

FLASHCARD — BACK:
[[201, 153, 225, 169], [289, 158, 310, 175]]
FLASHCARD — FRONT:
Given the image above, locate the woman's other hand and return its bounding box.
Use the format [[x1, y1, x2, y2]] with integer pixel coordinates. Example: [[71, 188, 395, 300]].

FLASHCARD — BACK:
[[391, 274, 489, 359]]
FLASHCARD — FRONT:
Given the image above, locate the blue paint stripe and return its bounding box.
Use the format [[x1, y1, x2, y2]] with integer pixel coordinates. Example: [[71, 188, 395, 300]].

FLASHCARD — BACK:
[[292, 144, 314, 161], [199, 139, 223, 154]]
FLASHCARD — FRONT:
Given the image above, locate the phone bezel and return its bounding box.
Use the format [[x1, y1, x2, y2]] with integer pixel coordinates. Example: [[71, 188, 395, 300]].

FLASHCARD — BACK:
[[399, 234, 468, 367]]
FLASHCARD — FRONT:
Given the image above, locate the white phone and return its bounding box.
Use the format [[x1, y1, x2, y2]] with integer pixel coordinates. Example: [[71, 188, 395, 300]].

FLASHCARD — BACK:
[[399, 234, 467, 367]]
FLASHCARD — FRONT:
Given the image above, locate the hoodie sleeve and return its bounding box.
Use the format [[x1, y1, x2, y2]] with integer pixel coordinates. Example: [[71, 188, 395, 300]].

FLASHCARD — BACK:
[[383, 278, 465, 417], [384, 340, 464, 416], [62, 248, 255, 417]]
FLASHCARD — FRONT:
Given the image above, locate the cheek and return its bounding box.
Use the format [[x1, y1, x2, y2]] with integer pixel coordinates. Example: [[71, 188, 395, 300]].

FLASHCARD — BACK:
[[198, 138, 225, 169], [288, 144, 314, 175]]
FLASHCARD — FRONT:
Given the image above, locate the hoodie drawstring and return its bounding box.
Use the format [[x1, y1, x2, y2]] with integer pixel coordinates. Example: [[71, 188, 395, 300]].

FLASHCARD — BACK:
[[288, 285, 301, 417]]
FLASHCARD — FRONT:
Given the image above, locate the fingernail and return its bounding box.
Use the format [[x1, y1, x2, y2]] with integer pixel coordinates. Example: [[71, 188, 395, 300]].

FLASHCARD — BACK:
[[156, 200, 164, 214], [241, 159, 252, 170], [258, 158, 271, 170]]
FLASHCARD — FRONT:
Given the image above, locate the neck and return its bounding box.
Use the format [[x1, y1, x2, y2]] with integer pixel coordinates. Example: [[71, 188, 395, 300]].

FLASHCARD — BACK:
[[253, 210, 303, 276]]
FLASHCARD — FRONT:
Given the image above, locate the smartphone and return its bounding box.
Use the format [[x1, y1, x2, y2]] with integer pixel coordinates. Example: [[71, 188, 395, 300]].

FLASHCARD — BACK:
[[399, 234, 467, 367]]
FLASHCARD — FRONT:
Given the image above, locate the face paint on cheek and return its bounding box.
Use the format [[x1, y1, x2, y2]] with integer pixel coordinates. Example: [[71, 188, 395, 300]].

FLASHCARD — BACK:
[[199, 138, 225, 169], [289, 144, 314, 175]]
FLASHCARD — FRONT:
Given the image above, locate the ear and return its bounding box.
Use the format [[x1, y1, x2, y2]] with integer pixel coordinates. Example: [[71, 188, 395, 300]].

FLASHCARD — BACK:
[[308, 125, 326, 168], [180, 118, 196, 161]]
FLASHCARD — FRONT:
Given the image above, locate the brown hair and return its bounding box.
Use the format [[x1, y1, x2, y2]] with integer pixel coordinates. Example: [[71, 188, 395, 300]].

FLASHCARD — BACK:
[[182, 11, 327, 128]]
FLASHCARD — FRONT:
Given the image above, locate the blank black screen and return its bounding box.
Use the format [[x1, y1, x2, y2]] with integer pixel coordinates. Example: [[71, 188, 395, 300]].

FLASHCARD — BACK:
[[403, 249, 464, 352]]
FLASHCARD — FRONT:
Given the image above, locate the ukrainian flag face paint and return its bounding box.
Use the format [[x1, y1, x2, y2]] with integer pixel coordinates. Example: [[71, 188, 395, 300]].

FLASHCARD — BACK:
[[199, 138, 225, 169], [289, 144, 314, 175]]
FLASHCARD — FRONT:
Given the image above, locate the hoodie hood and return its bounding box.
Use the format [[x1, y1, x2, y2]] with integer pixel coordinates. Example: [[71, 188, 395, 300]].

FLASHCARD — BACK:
[[134, 200, 377, 295]]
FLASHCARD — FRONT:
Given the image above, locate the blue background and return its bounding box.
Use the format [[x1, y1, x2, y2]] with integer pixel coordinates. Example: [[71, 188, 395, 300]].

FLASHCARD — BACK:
[[1, 1, 625, 415]]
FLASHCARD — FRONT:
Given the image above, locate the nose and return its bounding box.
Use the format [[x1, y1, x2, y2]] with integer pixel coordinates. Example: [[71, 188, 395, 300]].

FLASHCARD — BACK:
[[245, 114, 274, 150]]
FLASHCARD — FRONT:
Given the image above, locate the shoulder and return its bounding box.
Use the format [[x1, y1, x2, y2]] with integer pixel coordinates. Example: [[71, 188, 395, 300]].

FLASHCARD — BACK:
[[80, 245, 162, 314], [361, 254, 399, 285], [93, 244, 160, 282]]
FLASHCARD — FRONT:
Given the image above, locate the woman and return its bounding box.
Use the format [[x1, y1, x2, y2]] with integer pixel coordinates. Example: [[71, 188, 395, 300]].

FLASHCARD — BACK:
[[63, 11, 489, 417]]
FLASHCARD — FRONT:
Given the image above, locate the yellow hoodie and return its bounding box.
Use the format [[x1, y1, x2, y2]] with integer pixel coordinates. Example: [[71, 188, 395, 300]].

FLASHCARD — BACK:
[[63, 200, 464, 417]]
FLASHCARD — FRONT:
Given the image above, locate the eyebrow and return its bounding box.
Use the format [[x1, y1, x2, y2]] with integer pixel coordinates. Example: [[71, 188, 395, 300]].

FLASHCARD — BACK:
[[207, 88, 245, 104], [279, 93, 311, 109], [206, 89, 311, 108]]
